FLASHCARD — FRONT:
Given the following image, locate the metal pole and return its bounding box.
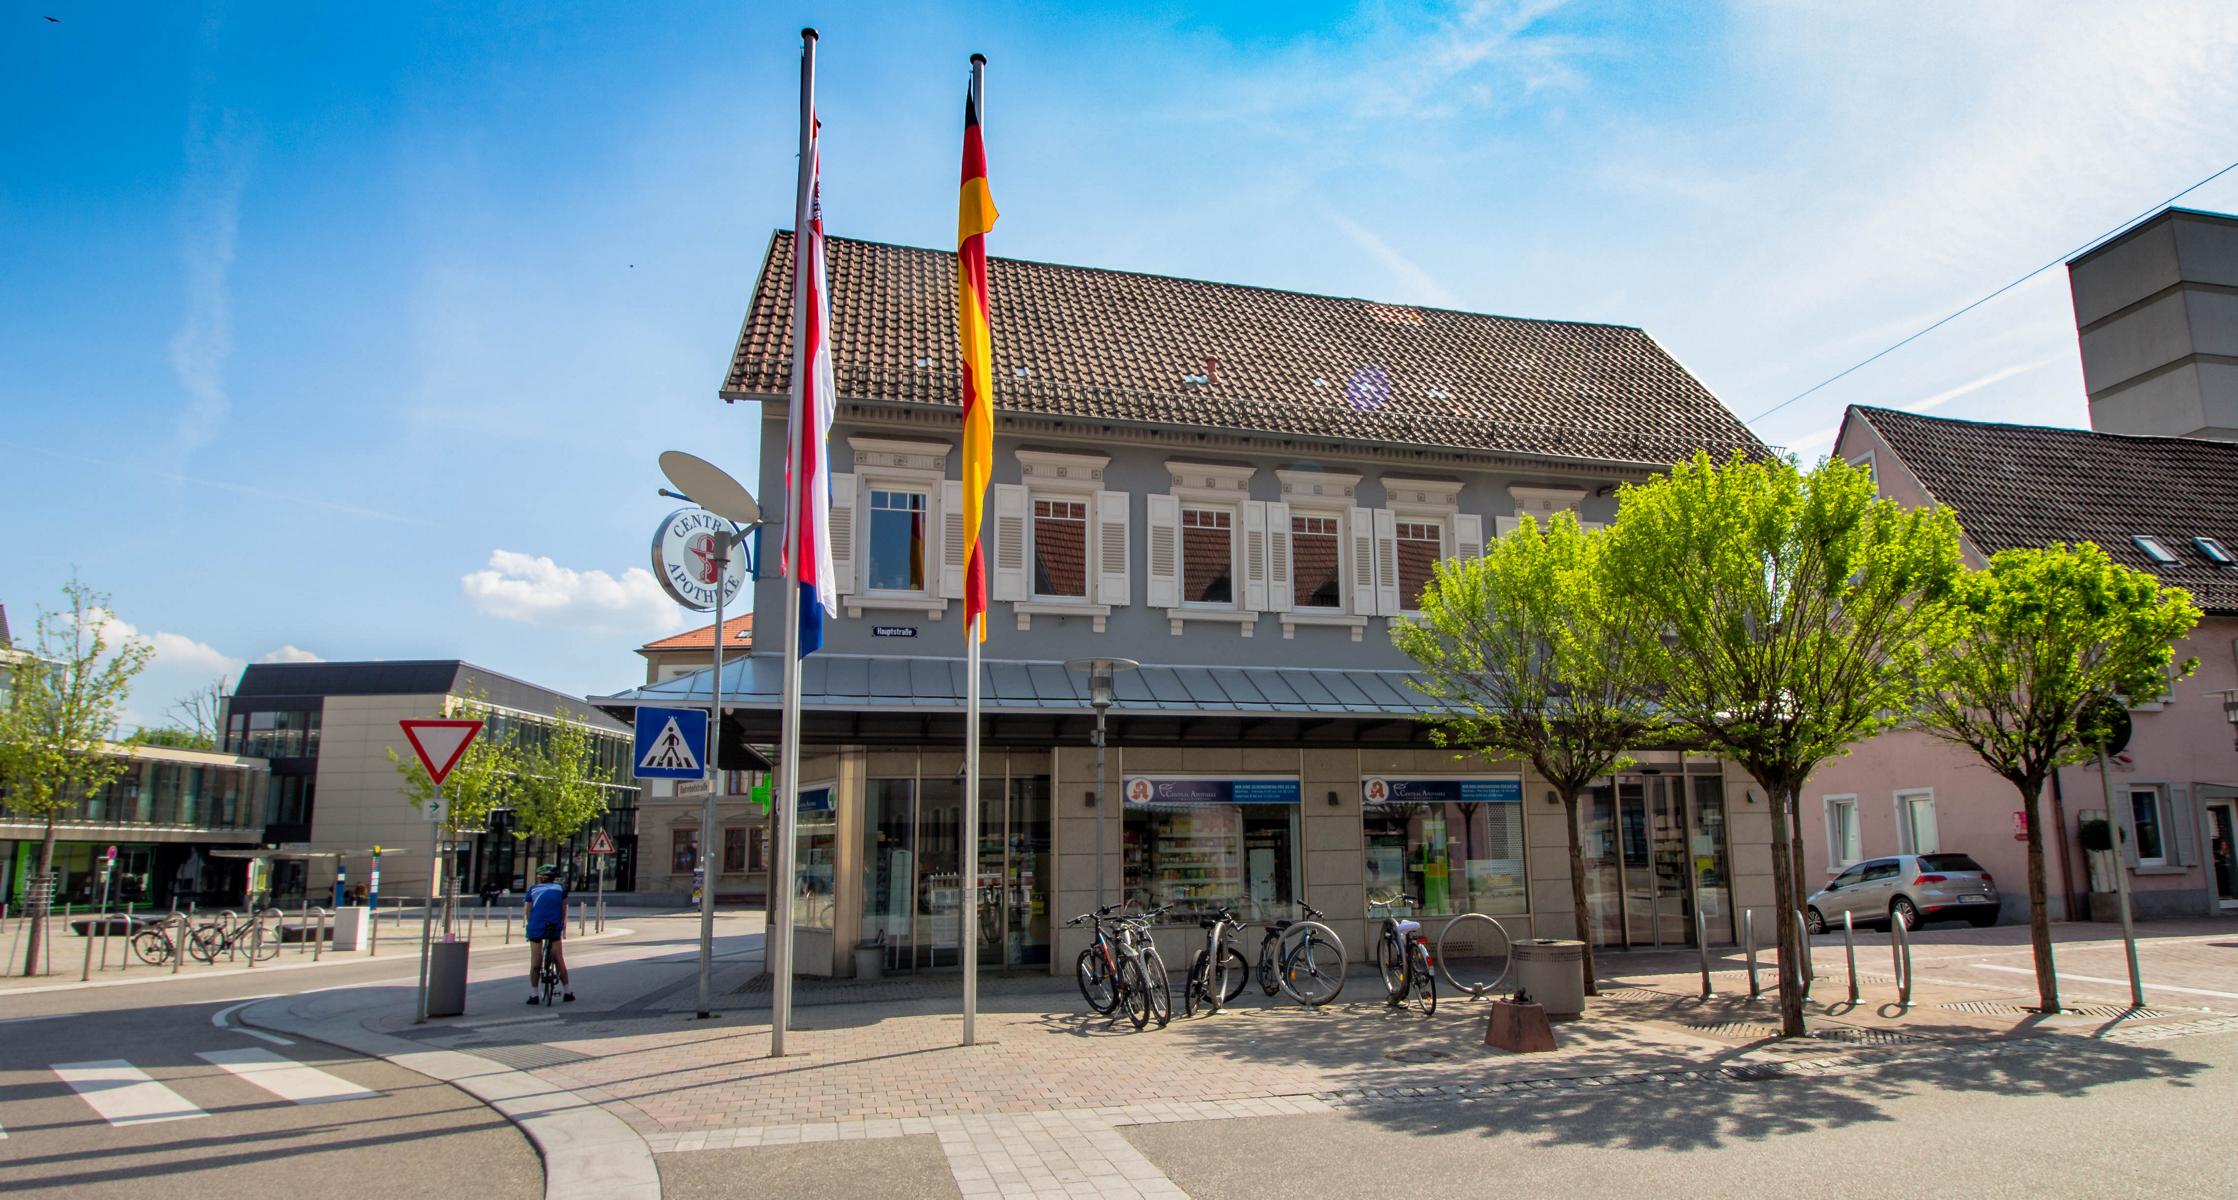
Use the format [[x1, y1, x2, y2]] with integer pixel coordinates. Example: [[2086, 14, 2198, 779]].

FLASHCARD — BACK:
[[1843, 910, 1859, 1004], [1794, 908, 1813, 996], [416, 785, 441, 1024], [314, 908, 325, 961], [2097, 750, 2146, 1008], [768, 24, 818, 1061], [171, 912, 186, 975], [1745, 908, 1759, 998], [958, 48, 989, 1051], [696, 526, 729, 1020], [1891, 914, 1913, 1007], [1093, 702, 1108, 911], [1696, 907, 1711, 998]]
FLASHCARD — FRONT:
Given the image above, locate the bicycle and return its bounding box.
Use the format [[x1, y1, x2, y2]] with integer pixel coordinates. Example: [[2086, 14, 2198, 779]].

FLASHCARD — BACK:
[[1370, 894, 1436, 1015], [131, 917, 187, 966], [188, 910, 280, 964], [1184, 905, 1249, 1017], [1069, 906, 1126, 1017], [1068, 905, 1172, 1030], [1253, 903, 1347, 1007], [533, 937, 562, 1007]]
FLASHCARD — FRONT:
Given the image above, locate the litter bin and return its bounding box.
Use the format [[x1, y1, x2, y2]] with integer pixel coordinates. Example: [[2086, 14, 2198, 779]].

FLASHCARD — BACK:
[[426, 938, 471, 1017], [854, 941, 882, 981], [1511, 938, 1586, 1018]]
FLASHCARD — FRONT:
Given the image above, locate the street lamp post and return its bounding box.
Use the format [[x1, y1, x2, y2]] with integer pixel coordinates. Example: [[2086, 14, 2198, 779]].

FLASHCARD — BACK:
[[1066, 659, 1138, 912]]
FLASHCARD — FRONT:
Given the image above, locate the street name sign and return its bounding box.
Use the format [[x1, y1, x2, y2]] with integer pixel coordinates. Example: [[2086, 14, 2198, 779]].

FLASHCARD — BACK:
[[633, 705, 710, 780]]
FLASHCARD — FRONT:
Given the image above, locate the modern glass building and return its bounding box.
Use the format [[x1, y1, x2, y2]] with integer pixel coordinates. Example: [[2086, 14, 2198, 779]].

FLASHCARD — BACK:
[[0, 743, 272, 910]]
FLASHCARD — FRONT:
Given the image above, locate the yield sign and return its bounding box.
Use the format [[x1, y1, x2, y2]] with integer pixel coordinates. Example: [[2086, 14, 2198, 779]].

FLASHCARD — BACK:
[[587, 830, 616, 856], [399, 719, 483, 786]]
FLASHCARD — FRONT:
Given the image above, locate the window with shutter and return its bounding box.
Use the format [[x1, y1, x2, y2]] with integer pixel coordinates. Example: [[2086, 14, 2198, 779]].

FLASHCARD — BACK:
[[1097, 490, 1130, 607], [940, 479, 966, 599], [1242, 501, 1269, 611], [828, 472, 857, 595], [1146, 492, 1180, 609], [1454, 513, 1483, 561], [991, 483, 1029, 602], [1350, 505, 1378, 616]]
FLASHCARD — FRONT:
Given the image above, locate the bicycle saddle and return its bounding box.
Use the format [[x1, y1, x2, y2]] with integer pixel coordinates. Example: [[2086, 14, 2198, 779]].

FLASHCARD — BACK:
[[1394, 919, 1422, 935]]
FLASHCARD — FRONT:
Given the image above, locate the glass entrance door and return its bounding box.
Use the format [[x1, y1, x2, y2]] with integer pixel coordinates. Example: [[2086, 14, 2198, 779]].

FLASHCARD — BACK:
[[862, 766, 1052, 972], [2206, 799, 2238, 910], [1585, 776, 1728, 948]]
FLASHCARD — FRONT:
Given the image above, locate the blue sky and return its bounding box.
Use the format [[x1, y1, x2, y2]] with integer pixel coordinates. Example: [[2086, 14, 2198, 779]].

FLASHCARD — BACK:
[[7, 1, 2238, 730]]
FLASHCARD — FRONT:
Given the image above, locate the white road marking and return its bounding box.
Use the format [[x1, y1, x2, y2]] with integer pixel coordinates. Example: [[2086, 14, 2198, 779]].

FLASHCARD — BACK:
[[1968, 963, 2238, 1000], [53, 1060, 208, 1126], [210, 996, 295, 1044], [196, 1048, 380, 1104]]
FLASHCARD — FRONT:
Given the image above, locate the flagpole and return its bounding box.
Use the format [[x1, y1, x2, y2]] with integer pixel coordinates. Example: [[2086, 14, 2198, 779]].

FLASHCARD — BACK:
[[768, 25, 818, 1060], [959, 50, 988, 1051]]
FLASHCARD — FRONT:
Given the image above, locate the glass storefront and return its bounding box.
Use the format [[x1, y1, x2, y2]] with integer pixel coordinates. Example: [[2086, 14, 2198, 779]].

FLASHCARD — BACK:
[[858, 767, 1052, 971], [1361, 776, 1526, 916], [795, 785, 839, 931], [1122, 776, 1300, 923], [1581, 773, 1734, 947]]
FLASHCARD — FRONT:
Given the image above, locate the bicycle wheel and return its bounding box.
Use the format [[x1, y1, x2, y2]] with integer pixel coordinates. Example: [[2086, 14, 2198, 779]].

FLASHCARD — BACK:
[[542, 965, 560, 1007], [1184, 951, 1211, 1018], [1076, 948, 1118, 1015], [1214, 946, 1248, 1009], [130, 929, 172, 966], [1377, 931, 1406, 1004], [1142, 947, 1172, 1028], [1413, 947, 1438, 1016], [1277, 922, 1347, 1007], [1258, 941, 1282, 996], [188, 925, 224, 964], [1117, 957, 1152, 1030]]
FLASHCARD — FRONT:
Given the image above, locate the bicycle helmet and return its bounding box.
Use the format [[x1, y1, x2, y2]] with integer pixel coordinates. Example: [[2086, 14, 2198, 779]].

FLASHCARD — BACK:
[[535, 864, 562, 881]]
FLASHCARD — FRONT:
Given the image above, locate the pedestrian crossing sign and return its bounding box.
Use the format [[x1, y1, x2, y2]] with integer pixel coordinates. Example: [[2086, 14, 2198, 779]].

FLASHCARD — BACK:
[[632, 705, 710, 780]]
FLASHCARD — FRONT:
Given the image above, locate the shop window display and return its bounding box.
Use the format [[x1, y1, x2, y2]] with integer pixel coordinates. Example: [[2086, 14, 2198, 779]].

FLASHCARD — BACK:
[[1122, 777, 1299, 922], [1361, 777, 1526, 916]]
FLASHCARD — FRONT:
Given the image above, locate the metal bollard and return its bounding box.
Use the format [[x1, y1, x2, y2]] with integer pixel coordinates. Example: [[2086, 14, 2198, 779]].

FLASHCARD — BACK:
[[598, 898, 606, 933], [313, 908, 327, 961], [577, 901, 586, 937], [505, 906, 513, 945], [80, 918, 96, 982], [1794, 908, 1813, 997], [371, 905, 381, 957], [1744, 909, 1760, 999], [1891, 915, 1914, 1007], [172, 912, 189, 975], [1696, 907, 1713, 999], [1842, 910, 1860, 1004], [246, 911, 260, 970]]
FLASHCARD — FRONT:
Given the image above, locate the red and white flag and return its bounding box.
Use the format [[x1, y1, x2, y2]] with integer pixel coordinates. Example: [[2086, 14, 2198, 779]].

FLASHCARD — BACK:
[[786, 109, 838, 655]]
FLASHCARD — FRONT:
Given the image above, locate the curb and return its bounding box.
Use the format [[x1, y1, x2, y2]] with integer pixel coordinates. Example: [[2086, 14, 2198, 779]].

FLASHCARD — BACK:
[[243, 993, 662, 1200], [0, 925, 638, 997]]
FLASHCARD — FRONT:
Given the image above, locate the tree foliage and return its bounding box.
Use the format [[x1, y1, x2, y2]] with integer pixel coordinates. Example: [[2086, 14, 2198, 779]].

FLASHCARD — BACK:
[[1601, 451, 1964, 1035], [1394, 511, 1664, 993], [0, 578, 154, 973], [510, 707, 615, 848], [386, 688, 520, 838], [1907, 541, 2200, 1011]]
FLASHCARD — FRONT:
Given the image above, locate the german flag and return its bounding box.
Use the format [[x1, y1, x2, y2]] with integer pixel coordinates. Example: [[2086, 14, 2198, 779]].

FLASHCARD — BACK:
[[957, 58, 999, 643]]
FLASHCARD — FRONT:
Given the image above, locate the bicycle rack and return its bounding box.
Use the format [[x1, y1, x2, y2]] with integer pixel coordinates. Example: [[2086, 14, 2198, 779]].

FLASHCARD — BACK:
[[1843, 911, 1860, 1004], [1433, 912, 1515, 999]]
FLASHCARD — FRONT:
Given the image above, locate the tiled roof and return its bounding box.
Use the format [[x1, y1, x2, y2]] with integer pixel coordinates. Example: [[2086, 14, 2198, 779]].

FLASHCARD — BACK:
[[1853, 406, 2238, 614], [725, 232, 1764, 467], [640, 615, 754, 654]]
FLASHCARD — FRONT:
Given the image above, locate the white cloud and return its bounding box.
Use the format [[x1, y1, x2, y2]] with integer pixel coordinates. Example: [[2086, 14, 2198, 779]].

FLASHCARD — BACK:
[[1325, 210, 1465, 308], [94, 610, 244, 676], [461, 549, 683, 633], [1901, 358, 2057, 418], [259, 644, 323, 664], [169, 107, 254, 459]]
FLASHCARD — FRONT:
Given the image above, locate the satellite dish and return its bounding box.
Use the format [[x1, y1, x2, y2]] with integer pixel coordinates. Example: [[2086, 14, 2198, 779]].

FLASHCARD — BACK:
[[659, 451, 760, 527]]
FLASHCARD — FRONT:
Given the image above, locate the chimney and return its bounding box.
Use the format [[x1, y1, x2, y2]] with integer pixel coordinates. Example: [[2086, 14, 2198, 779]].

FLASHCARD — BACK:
[[2068, 207, 2238, 441]]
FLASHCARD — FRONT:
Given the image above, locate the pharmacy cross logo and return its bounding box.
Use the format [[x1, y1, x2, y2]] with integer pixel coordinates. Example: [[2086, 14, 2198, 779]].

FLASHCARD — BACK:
[[687, 532, 720, 584], [638, 717, 701, 772]]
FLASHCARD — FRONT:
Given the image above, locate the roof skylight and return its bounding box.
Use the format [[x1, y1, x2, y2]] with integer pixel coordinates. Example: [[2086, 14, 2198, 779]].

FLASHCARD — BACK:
[[2196, 536, 2234, 565], [2133, 535, 2178, 565]]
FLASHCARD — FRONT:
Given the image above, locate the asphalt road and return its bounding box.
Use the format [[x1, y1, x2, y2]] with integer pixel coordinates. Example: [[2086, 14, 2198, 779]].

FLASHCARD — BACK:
[[1124, 1028, 2238, 1199], [0, 934, 548, 1199]]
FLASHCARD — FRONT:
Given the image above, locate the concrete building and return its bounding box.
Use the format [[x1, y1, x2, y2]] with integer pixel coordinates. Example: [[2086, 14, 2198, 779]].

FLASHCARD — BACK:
[[1800, 207, 2238, 925], [603, 232, 1783, 978], [224, 661, 639, 901], [633, 617, 774, 904]]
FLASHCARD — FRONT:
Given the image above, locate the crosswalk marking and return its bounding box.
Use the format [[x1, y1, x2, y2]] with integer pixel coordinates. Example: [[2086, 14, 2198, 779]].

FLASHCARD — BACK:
[[195, 1048, 380, 1105], [53, 1060, 208, 1126]]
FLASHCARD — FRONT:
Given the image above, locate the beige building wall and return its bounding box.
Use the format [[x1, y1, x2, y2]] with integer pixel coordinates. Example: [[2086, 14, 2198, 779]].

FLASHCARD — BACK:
[[308, 692, 454, 898]]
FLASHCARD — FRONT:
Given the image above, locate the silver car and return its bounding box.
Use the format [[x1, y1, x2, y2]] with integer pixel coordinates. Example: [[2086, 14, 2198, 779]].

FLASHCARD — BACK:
[[1805, 852, 1999, 933]]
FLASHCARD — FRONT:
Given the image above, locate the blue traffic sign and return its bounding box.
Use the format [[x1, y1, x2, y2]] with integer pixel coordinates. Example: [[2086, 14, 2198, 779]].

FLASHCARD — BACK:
[[632, 705, 710, 780]]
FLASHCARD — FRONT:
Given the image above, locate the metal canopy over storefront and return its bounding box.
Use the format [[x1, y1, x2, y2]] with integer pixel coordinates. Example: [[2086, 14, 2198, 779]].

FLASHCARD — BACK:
[[594, 654, 1451, 748]]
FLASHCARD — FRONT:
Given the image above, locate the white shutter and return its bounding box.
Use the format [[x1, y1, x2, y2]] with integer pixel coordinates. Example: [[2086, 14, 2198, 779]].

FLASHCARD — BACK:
[[991, 483, 1029, 602], [1373, 507, 1400, 615], [2119, 790, 2142, 869], [1823, 797, 1840, 868], [1455, 513, 1483, 562], [940, 479, 966, 599], [1096, 490, 1130, 606], [1494, 514, 1520, 538], [828, 472, 858, 596], [1349, 505, 1378, 616], [1146, 493, 1181, 608], [1243, 501, 1269, 611], [2172, 785, 2198, 866], [1266, 501, 1292, 614]]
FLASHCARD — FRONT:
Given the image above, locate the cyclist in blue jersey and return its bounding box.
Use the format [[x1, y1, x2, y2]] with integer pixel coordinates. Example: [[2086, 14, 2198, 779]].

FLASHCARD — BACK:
[[525, 864, 575, 1004]]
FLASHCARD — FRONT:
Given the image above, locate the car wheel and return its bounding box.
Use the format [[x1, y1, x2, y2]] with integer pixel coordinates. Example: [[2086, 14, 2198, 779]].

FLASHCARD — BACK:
[[1805, 907, 1826, 935], [1889, 897, 1919, 931]]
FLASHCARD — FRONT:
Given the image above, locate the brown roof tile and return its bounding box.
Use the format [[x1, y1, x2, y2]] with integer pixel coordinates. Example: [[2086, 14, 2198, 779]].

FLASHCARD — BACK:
[[726, 232, 1764, 467], [1854, 405, 2238, 614], [639, 615, 754, 654]]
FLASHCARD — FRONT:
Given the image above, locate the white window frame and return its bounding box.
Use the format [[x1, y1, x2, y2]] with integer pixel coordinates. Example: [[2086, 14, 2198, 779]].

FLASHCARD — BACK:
[[1159, 461, 1259, 636], [1027, 495, 1093, 601], [1894, 788, 1938, 855], [2129, 784, 2170, 867], [1013, 448, 1117, 630], [844, 437, 951, 619], [1384, 476, 1464, 618], [1276, 468, 1366, 640], [1824, 794, 1862, 869]]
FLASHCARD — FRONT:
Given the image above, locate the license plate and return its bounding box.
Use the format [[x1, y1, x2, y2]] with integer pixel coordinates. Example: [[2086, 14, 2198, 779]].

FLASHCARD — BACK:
[[1959, 895, 1990, 904]]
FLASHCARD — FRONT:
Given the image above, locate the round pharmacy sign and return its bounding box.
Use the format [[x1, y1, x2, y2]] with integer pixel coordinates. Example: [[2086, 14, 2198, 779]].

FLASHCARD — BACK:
[[651, 507, 749, 612]]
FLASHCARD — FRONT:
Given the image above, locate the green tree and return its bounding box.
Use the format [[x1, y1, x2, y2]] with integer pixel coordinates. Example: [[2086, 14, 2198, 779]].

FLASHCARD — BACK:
[[0, 579, 154, 974], [387, 688, 518, 933], [1907, 542, 2200, 1013], [511, 707, 616, 873], [1601, 451, 1963, 1036], [1394, 512, 1665, 996]]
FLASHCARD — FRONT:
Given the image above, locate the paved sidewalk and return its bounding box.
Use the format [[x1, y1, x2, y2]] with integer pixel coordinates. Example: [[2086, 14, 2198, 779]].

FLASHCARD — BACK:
[[245, 914, 2238, 1200]]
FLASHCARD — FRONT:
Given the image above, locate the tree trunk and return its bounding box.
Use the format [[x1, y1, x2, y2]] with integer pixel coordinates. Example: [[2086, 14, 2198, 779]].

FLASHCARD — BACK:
[[22, 814, 58, 976], [2017, 776, 2060, 1013], [1787, 790, 1807, 917], [1560, 789, 1598, 996], [1763, 779, 1808, 1036]]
